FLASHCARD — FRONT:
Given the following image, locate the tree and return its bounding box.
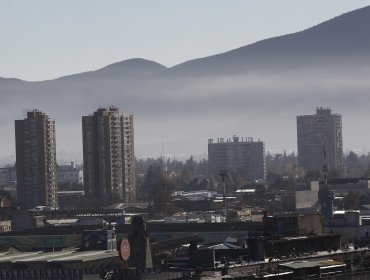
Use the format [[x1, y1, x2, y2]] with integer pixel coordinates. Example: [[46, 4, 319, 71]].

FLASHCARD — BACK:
[[181, 156, 195, 184], [267, 172, 283, 189], [345, 151, 368, 178], [304, 170, 322, 181], [141, 162, 165, 200], [149, 177, 178, 218], [266, 151, 298, 177], [150, 177, 175, 205], [183, 177, 201, 191]]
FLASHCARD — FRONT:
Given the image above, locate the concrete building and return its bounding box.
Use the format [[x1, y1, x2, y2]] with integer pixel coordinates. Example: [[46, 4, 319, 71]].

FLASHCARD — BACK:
[[15, 110, 58, 210], [0, 166, 16, 185], [263, 212, 323, 237], [295, 181, 319, 212], [327, 178, 370, 195], [82, 107, 136, 202], [297, 107, 343, 173], [208, 136, 266, 181], [326, 210, 370, 244], [57, 161, 83, 185], [121, 115, 136, 202]]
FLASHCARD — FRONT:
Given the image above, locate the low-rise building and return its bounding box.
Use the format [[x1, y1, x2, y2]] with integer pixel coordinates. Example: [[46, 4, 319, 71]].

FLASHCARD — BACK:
[[295, 181, 319, 212], [0, 219, 11, 232], [263, 212, 323, 237], [0, 166, 16, 185], [328, 178, 370, 195], [326, 210, 370, 244], [57, 161, 84, 185], [11, 211, 45, 231]]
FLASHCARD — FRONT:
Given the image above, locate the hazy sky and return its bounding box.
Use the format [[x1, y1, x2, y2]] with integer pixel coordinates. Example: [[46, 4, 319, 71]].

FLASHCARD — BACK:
[[1, 0, 370, 81]]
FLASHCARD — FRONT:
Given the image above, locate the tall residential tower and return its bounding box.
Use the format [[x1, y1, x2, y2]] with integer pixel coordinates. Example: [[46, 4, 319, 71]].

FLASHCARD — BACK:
[[15, 110, 57, 209], [121, 115, 136, 202], [297, 107, 343, 173], [82, 107, 136, 202]]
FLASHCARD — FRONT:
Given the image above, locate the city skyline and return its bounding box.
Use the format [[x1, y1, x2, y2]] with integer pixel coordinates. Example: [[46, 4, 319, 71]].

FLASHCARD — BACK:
[[0, 105, 367, 166], [0, 106, 368, 166], [1, 4, 370, 164], [1, 2, 370, 275]]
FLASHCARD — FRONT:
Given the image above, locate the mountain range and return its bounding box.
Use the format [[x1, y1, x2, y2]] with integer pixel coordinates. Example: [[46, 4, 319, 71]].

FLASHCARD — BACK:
[[1, 5, 370, 162]]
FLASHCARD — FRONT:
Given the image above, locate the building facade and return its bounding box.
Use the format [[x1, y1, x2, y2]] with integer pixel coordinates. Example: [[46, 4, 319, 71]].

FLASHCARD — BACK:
[[57, 161, 84, 186], [0, 166, 16, 185], [297, 107, 343, 173], [82, 107, 136, 202], [208, 136, 266, 181], [15, 110, 58, 209], [121, 115, 136, 202]]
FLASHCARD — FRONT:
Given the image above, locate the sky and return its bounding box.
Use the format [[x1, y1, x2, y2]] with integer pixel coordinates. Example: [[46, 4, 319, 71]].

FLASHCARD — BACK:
[[1, 0, 370, 81]]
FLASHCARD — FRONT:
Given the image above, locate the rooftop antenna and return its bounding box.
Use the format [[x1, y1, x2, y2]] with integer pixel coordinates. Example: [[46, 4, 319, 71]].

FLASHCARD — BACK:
[[162, 138, 165, 157], [161, 138, 167, 172], [319, 142, 333, 229]]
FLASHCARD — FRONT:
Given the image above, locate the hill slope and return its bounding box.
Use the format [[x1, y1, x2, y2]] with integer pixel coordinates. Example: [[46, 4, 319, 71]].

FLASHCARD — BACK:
[[169, 5, 370, 76]]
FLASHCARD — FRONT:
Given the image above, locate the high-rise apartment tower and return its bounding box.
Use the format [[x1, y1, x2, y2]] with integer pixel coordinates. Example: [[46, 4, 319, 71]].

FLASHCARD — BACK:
[[297, 107, 343, 173], [82, 107, 136, 202], [15, 110, 57, 209], [208, 136, 266, 181], [121, 115, 136, 202]]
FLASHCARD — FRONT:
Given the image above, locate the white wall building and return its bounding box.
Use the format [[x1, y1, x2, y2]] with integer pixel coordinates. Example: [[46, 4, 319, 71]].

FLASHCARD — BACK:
[[57, 162, 83, 185]]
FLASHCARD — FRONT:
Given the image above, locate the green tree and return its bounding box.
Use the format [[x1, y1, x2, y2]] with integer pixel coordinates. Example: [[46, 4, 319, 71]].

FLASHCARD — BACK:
[[181, 156, 195, 184], [150, 177, 175, 205], [141, 162, 165, 200], [149, 177, 178, 218]]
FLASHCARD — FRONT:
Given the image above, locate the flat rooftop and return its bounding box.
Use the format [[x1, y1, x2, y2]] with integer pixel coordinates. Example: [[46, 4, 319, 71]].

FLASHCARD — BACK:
[[280, 259, 344, 270]]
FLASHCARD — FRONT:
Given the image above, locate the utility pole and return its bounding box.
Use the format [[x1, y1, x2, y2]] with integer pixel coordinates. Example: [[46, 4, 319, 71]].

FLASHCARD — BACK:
[[220, 170, 228, 222], [319, 145, 333, 228]]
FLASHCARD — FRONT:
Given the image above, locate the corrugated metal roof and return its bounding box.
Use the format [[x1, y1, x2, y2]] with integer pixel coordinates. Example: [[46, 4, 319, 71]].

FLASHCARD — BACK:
[[0, 252, 42, 262], [0, 250, 118, 264]]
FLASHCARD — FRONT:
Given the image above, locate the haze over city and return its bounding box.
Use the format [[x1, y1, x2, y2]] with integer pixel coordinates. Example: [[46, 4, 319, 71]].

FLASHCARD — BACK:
[[1, 1, 370, 164], [3, 2, 370, 278]]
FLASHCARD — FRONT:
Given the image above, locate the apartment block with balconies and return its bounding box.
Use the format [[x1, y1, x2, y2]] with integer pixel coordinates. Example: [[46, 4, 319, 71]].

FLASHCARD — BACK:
[[15, 110, 58, 209]]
